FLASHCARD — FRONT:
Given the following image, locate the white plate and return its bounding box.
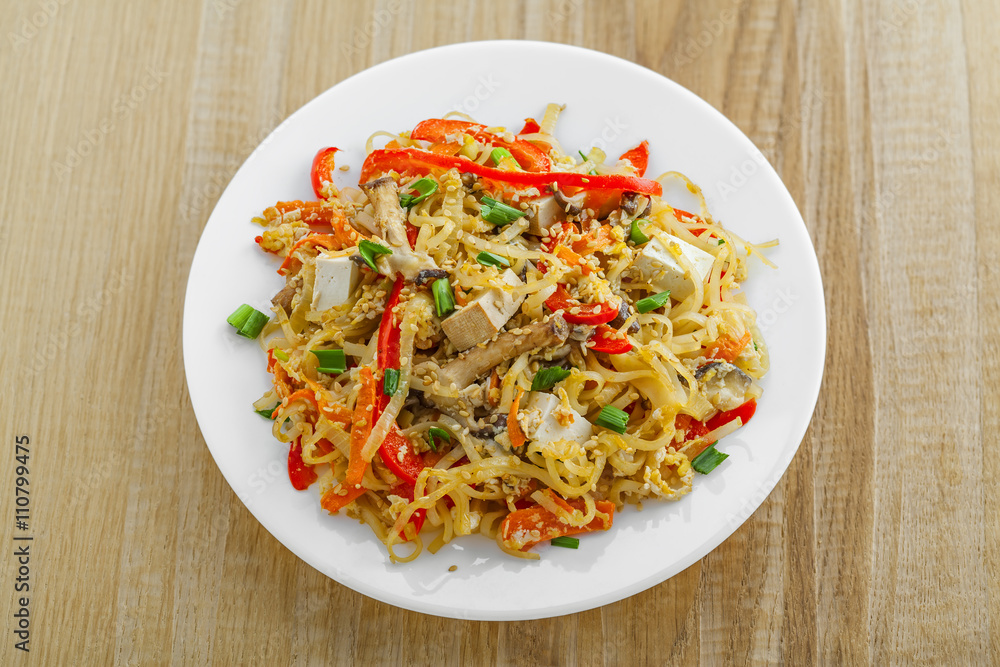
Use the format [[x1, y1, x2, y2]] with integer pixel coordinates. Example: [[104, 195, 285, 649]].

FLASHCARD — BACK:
[[183, 41, 826, 620]]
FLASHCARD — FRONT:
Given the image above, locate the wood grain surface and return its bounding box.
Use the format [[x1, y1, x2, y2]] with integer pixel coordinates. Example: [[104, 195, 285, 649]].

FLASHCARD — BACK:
[[1, 0, 995, 664]]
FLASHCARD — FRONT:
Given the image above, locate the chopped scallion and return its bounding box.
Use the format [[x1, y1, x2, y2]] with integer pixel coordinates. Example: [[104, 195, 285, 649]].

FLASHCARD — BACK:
[[531, 367, 572, 391], [630, 219, 650, 245], [551, 536, 580, 549], [594, 405, 629, 434], [227, 304, 269, 339], [475, 250, 511, 268], [480, 196, 527, 226], [635, 290, 671, 314], [399, 177, 438, 207], [358, 239, 392, 273], [383, 368, 400, 396], [255, 404, 279, 419], [432, 278, 455, 318], [272, 349, 289, 362], [310, 348, 347, 375], [718, 238, 726, 245], [490, 147, 518, 168], [691, 442, 728, 474], [578, 150, 598, 175], [428, 426, 451, 452]]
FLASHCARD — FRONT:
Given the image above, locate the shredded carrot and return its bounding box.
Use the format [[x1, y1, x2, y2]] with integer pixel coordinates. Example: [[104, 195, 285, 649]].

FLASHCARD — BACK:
[[571, 224, 615, 255], [304, 376, 352, 426], [704, 330, 752, 362], [321, 367, 378, 513], [500, 491, 615, 551], [427, 142, 462, 156], [508, 388, 527, 448], [553, 245, 593, 275]]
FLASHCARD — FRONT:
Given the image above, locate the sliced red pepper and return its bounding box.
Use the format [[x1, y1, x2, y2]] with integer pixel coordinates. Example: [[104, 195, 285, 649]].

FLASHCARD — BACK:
[[410, 119, 551, 172], [675, 414, 710, 443], [389, 483, 426, 541], [519, 118, 542, 135], [311, 147, 340, 199], [587, 324, 633, 354], [544, 285, 619, 325], [405, 222, 420, 248], [706, 398, 757, 433], [287, 438, 318, 490], [379, 428, 426, 485], [618, 140, 650, 177], [359, 148, 662, 200]]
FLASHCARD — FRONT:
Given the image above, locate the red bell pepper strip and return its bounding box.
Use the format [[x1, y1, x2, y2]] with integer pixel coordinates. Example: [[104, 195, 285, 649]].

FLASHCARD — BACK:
[[677, 398, 757, 458], [706, 398, 757, 433], [544, 285, 619, 325], [359, 148, 662, 199], [380, 429, 426, 485], [587, 324, 633, 354], [389, 483, 427, 541], [410, 118, 552, 172], [519, 118, 542, 135], [287, 437, 318, 490], [500, 490, 615, 551], [618, 140, 650, 177], [311, 147, 339, 199]]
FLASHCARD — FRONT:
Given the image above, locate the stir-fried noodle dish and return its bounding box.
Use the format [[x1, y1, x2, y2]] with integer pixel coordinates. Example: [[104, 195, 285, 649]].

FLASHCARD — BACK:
[[229, 105, 776, 562]]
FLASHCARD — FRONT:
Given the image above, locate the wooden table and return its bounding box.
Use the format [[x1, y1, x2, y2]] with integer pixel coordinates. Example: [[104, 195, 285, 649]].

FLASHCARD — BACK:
[[2, 0, 995, 663]]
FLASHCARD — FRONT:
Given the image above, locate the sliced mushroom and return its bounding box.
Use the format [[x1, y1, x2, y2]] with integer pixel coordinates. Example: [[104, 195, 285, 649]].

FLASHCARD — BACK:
[[472, 414, 507, 439], [621, 192, 652, 219], [694, 361, 753, 412], [271, 283, 296, 313], [415, 268, 448, 285], [553, 189, 586, 216], [359, 177, 439, 280], [609, 299, 641, 333], [435, 314, 570, 391]]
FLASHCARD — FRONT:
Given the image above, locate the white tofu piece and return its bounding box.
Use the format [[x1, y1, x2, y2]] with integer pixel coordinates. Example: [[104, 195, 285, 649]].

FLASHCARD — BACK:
[[526, 195, 563, 235], [441, 269, 524, 350], [523, 392, 593, 444], [630, 233, 715, 300], [311, 254, 360, 312]]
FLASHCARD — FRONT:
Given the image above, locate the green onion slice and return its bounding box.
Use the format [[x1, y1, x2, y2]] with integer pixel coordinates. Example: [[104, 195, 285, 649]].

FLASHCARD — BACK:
[[475, 251, 511, 268], [594, 405, 629, 434], [255, 404, 279, 419], [383, 368, 400, 396], [635, 290, 671, 314], [399, 177, 438, 207], [578, 150, 598, 175], [272, 348, 289, 362], [531, 367, 572, 391], [427, 426, 451, 452], [358, 240, 392, 273], [490, 147, 519, 168], [551, 536, 580, 549], [480, 196, 527, 226], [432, 278, 455, 318], [630, 219, 650, 245], [227, 304, 269, 339], [310, 348, 346, 375], [691, 442, 728, 474]]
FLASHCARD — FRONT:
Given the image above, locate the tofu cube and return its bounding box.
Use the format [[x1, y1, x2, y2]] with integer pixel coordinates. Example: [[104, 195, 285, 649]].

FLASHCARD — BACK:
[[311, 254, 360, 312], [630, 233, 715, 300], [523, 392, 593, 444], [441, 269, 524, 350], [526, 195, 563, 235]]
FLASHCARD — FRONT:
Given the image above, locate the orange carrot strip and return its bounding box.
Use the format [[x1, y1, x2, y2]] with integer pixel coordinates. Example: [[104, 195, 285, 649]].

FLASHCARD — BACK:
[[571, 224, 615, 255], [553, 245, 593, 275], [704, 330, 752, 362], [321, 367, 378, 513], [500, 493, 615, 551], [508, 388, 526, 448]]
